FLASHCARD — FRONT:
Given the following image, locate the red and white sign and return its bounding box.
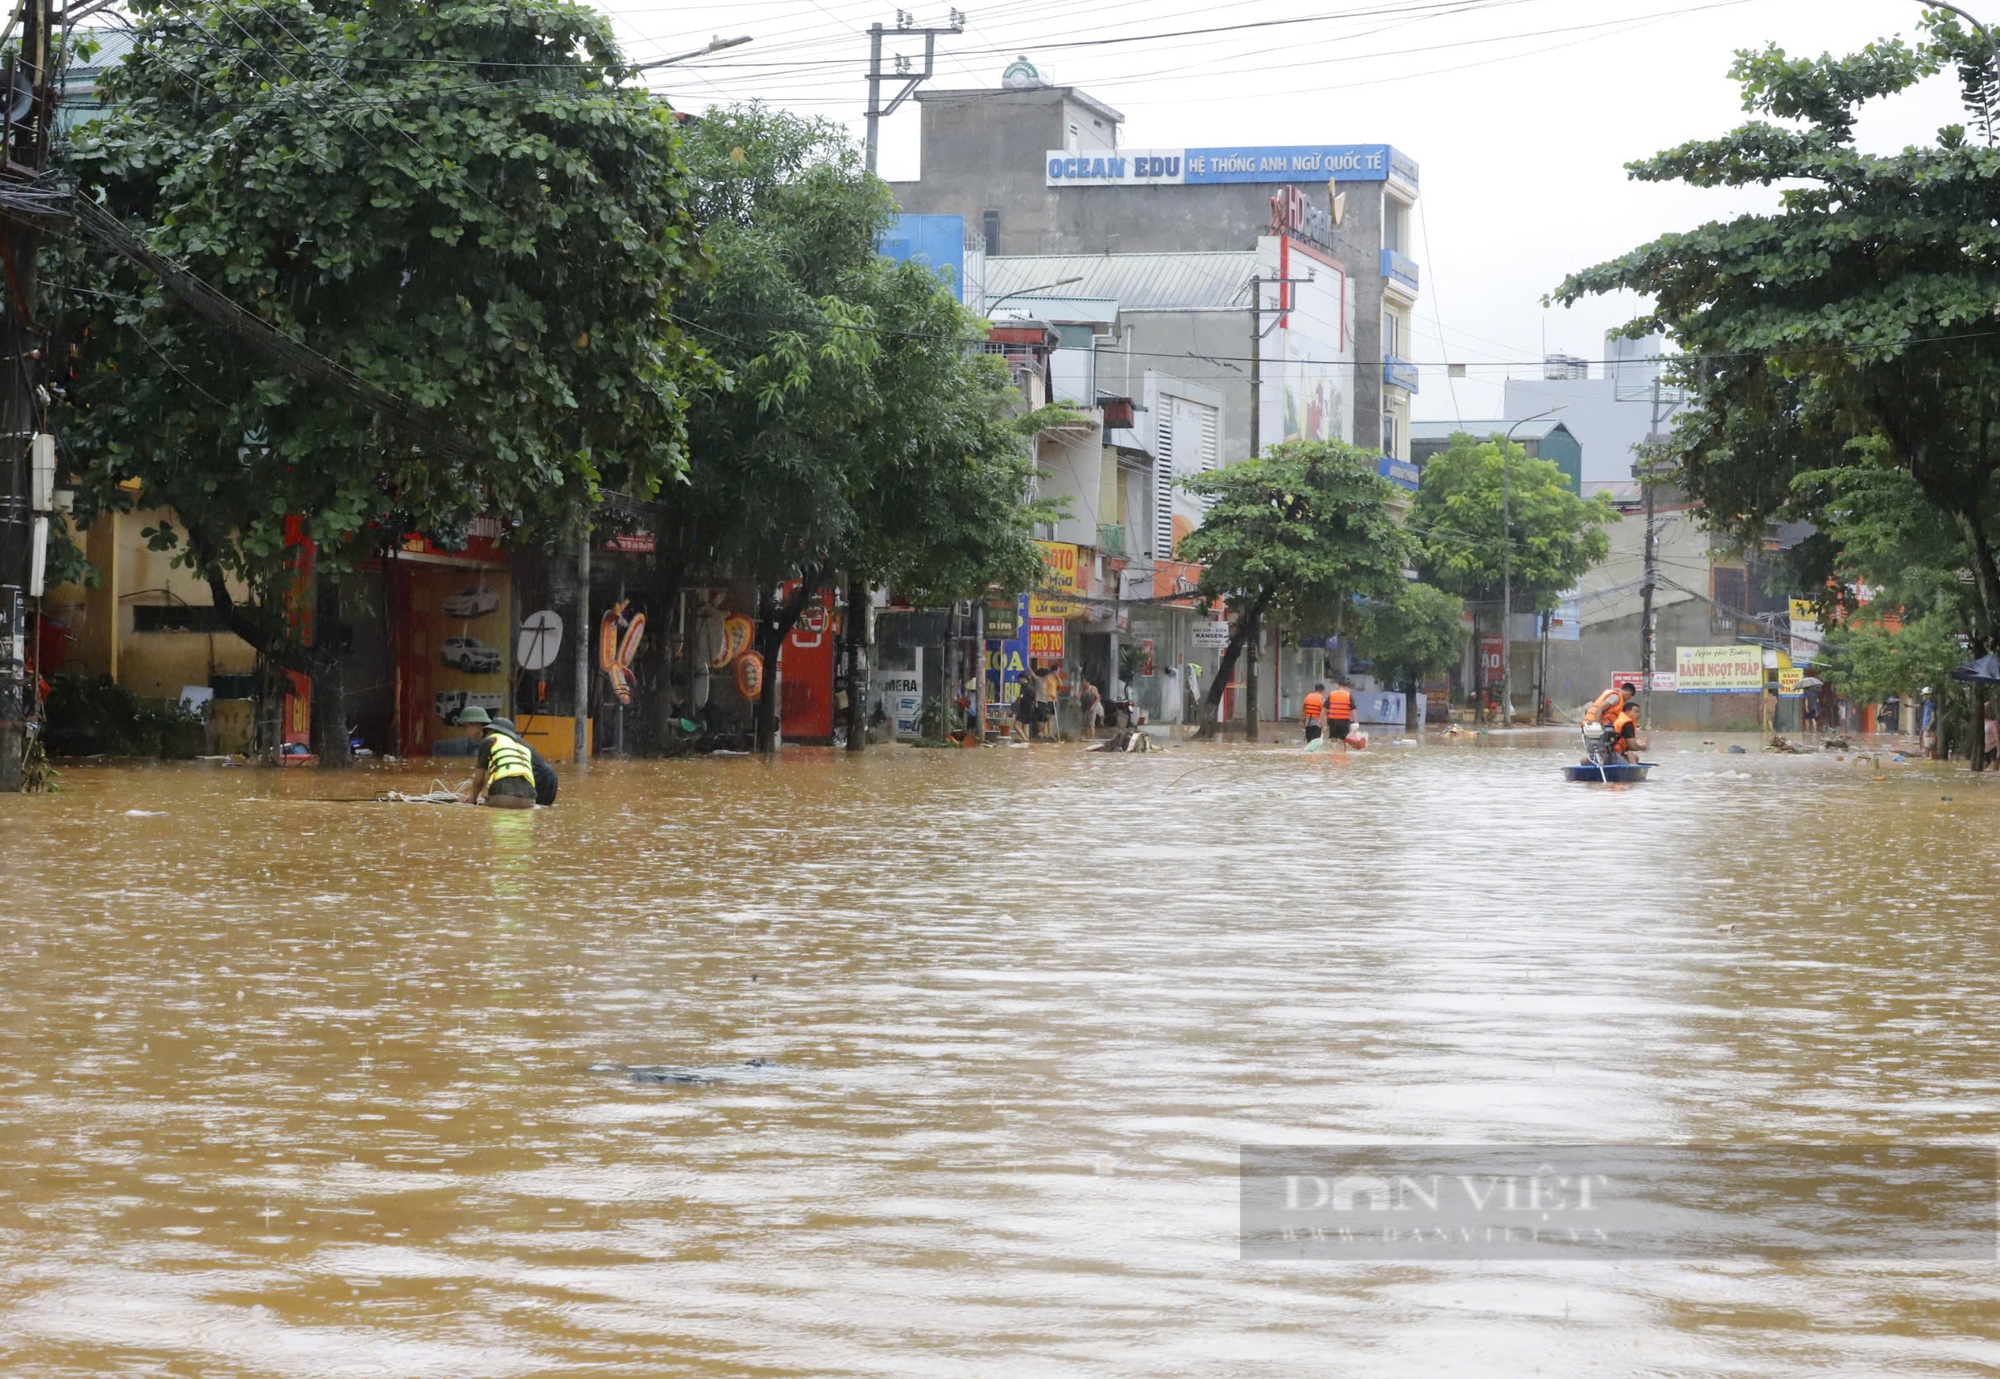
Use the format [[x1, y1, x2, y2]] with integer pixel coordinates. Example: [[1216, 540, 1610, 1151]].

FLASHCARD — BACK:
[[1611, 671, 1645, 692], [1651, 671, 1678, 692], [1478, 633, 1503, 677]]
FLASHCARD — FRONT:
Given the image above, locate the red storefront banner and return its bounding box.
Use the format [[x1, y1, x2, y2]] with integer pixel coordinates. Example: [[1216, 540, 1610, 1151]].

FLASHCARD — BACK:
[[779, 582, 836, 740], [1027, 616, 1066, 659]]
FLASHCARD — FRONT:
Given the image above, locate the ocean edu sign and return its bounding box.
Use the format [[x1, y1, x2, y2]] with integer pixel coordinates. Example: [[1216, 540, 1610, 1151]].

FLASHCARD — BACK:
[[1045, 144, 1418, 188]]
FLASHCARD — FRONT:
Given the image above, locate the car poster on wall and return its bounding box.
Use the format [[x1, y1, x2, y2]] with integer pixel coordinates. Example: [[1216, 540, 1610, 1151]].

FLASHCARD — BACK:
[[391, 563, 513, 754]]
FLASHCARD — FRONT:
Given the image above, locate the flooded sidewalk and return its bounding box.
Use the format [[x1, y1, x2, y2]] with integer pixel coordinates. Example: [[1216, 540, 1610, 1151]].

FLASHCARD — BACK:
[[2, 737, 1996, 1376]]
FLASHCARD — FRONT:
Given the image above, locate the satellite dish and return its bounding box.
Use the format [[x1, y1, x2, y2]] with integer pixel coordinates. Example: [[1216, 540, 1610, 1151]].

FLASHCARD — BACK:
[[517, 609, 563, 671]]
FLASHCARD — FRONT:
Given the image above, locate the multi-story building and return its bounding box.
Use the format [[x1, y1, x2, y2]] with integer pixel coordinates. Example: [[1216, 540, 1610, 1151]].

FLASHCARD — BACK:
[[890, 81, 1421, 475], [889, 77, 1424, 729]]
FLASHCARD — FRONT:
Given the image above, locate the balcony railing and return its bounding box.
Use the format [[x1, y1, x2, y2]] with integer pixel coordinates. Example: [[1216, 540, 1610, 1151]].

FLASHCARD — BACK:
[[1096, 522, 1128, 557], [1381, 249, 1420, 292]]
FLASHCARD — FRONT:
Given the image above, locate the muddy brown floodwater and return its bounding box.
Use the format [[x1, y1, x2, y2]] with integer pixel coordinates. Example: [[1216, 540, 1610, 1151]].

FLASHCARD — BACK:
[[2, 733, 1997, 1376]]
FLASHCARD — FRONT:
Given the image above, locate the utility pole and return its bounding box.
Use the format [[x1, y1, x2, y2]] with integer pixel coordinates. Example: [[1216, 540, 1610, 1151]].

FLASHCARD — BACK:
[[1637, 380, 1670, 731], [1248, 274, 1261, 463], [1501, 407, 1564, 728], [1242, 270, 1311, 742], [864, 10, 964, 175], [0, 0, 54, 791]]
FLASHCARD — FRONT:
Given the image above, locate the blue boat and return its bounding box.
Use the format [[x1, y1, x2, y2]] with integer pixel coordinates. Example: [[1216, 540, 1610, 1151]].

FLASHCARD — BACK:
[[1563, 761, 1655, 783]]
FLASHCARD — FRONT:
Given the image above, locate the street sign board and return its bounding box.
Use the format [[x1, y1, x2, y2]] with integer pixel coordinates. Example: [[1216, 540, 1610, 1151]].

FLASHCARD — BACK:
[[1676, 645, 1765, 693]]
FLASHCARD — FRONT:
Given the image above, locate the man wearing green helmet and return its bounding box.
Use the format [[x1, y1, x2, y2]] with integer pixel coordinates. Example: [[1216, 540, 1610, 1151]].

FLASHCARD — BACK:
[[456, 706, 537, 808]]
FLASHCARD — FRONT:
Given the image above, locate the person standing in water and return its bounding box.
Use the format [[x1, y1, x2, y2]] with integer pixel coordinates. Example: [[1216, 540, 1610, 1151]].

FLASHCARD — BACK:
[[1302, 683, 1326, 743], [1324, 680, 1354, 744], [457, 707, 537, 808]]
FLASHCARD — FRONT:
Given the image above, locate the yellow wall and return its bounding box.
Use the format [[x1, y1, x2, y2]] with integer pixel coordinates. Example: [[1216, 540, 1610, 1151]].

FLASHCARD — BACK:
[[48, 507, 258, 698]]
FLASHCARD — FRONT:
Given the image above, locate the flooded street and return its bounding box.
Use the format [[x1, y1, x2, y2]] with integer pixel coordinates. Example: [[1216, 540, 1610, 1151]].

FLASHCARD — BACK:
[[3, 736, 1997, 1376]]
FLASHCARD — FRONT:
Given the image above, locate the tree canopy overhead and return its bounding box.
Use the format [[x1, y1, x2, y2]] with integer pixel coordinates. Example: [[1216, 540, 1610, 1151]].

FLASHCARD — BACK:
[[58, 0, 702, 612], [1553, 11, 2000, 638], [669, 105, 1056, 751], [53, 0, 705, 758]]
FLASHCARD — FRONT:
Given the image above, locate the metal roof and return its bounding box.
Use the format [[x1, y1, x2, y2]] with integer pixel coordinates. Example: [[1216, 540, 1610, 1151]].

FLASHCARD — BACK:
[[985, 253, 1257, 314], [1409, 419, 1574, 442]]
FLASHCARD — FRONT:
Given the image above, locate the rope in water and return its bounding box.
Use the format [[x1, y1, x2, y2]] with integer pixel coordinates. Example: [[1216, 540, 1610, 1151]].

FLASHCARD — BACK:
[[379, 778, 472, 804]]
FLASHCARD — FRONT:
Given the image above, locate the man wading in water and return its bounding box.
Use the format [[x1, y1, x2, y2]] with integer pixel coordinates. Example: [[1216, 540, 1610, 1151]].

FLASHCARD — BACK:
[[457, 706, 537, 808]]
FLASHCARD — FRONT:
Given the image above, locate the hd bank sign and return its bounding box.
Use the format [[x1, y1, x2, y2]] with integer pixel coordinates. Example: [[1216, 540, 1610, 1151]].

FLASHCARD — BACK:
[[1045, 143, 1416, 188]]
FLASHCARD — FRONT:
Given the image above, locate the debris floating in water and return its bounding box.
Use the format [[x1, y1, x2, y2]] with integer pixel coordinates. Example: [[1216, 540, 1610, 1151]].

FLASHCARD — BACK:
[[123, 809, 166, 817]]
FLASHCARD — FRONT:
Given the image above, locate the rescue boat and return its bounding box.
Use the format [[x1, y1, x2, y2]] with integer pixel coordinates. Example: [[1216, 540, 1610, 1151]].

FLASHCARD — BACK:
[[1562, 761, 1654, 783]]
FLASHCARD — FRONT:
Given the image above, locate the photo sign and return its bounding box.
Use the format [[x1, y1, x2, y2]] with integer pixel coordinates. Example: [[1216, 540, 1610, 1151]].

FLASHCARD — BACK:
[[1675, 645, 1766, 693]]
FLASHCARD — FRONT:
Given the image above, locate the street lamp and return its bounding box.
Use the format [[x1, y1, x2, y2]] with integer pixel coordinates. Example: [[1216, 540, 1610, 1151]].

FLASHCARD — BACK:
[[1500, 405, 1565, 726], [628, 34, 752, 75], [985, 276, 1085, 314]]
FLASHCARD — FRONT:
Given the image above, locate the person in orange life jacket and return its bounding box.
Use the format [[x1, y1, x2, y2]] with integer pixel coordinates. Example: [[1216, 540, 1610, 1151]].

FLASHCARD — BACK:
[[1605, 702, 1642, 762], [1581, 681, 1638, 762], [1324, 680, 1355, 742], [1582, 682, 1632, 729], [1301, 683, 1327, 742]]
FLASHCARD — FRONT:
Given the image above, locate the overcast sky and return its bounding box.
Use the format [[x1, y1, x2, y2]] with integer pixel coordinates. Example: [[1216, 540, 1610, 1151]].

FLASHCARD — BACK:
[[604, 0, 1977, 422]]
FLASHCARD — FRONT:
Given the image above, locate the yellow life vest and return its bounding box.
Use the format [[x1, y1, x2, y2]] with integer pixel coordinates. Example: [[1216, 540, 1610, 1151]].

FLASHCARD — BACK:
[[484, 732, 535, 788]]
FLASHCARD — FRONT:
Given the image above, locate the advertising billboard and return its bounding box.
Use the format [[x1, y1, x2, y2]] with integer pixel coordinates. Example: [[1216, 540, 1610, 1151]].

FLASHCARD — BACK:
[[1045, 144, 1415, 188], [1675, 645, 1766, 693]]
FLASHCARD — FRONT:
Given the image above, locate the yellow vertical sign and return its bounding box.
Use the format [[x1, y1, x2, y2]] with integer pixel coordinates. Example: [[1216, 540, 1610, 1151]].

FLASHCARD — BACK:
[[1030, 540, 1084, 617]]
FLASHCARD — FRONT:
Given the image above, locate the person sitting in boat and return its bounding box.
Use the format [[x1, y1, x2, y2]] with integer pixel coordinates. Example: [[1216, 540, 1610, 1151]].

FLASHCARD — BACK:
[[1581, 681, 1637, 762], [1605, 699, 1642, 763]]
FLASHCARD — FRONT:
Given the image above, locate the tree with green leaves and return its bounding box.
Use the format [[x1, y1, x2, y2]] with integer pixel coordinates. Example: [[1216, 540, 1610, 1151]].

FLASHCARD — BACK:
[[55, 0, 701, 763], [1178, 440, 1410, 740], [1408, 432, 1615, 719], [1782, 460, 1989, 759], [672, 105, 1055, 754], [1355, 581, 1465, 732], [1554, 15, 2000, 629], [1553, 12, 2000, 762]]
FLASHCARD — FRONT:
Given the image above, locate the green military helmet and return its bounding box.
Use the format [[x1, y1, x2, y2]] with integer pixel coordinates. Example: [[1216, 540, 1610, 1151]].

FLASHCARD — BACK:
[[457, 705, 492, 726]]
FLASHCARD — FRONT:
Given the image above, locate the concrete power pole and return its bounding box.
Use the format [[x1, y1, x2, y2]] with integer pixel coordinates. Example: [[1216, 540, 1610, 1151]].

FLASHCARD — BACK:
[[1637, 379, 1674, 730], [0, 0, 55, 791], [1242, 271, 1310, 742], [864, 10, 964, 176]]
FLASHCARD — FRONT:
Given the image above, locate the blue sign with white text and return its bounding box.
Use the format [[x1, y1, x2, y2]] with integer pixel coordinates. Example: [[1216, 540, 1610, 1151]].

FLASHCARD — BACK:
[[1044, 144, 1418, 189]]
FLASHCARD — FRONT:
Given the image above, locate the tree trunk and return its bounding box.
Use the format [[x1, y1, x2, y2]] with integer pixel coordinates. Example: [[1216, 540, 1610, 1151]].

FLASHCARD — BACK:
[[752, 587, 782, 756], [844, 575, 868, 752], [1953, 507, 2000, 648], [1193, 588, 1273, 740], [1973, 682, 1987, 773], [753, 573, 825, 757], [1244, 609, 1261, 743], [1404, 669, 1419, 733], [309, 570, 352, 767]]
